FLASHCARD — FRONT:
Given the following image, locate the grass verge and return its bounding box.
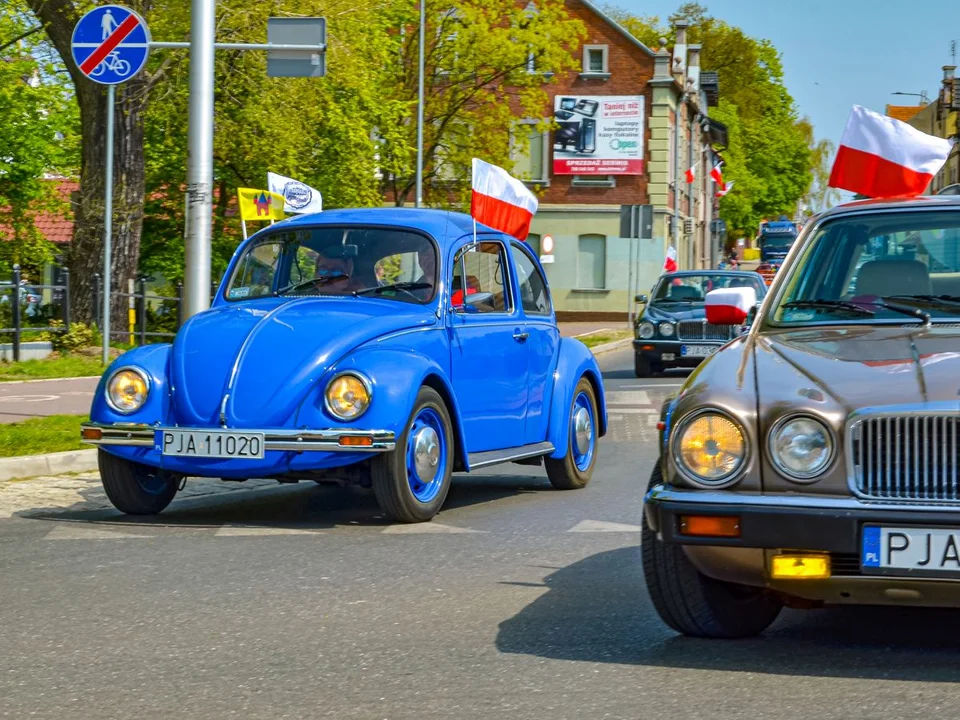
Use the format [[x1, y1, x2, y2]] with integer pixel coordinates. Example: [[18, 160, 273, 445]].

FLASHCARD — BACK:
[[0, 354, 106, 382], [0, 414, 88, 458], [578, 329, 633, 349]]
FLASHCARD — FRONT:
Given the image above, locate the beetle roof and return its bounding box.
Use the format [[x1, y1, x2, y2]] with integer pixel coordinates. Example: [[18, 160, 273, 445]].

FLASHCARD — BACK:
[[269, 208, 487, 247]]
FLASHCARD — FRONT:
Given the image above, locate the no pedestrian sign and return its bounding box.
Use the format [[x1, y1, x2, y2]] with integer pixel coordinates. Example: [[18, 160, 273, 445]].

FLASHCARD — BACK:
[[71, 5, 151, 85]]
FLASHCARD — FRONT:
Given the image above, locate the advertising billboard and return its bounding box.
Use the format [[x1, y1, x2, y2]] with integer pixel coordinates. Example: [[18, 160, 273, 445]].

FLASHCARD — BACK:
[[552, 95, 645, 175]]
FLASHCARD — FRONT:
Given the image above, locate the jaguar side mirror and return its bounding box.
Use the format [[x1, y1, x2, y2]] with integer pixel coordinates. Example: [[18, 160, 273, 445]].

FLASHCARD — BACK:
[[635, 294, 648, 304]]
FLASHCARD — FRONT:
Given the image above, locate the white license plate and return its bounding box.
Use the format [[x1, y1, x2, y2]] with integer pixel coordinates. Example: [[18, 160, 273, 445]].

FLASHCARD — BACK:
[[681, 345, 717, 358], [862, 526, 960, 574], [159, 430, 265, 459]]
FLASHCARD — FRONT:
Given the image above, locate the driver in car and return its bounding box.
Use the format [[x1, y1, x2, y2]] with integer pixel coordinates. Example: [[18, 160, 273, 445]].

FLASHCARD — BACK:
[[314, 249, 358, 293]]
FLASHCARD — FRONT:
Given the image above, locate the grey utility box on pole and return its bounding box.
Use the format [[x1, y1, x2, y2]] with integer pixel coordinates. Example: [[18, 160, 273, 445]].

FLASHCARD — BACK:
[[619, 204, 653, 239], [267, 18, 326, 77]]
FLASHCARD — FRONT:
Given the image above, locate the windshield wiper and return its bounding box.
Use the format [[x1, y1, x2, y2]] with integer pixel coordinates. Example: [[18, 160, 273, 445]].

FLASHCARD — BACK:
[[887, 294, 960, 311], [353, 282, 432, 299], [783, 298, 930, 323], [276, 273, 350, 296]]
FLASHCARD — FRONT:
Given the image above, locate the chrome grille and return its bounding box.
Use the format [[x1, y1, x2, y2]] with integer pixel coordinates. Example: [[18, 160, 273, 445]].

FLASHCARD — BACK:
[[850, 414, 960, 502], [676, 320, 735, 342]]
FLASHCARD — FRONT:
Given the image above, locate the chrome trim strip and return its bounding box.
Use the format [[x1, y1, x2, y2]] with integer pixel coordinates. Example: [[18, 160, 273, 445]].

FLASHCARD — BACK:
[[80, 423, 395, 452], [645, 485, 960, 513], [468, 441, 555, 469]]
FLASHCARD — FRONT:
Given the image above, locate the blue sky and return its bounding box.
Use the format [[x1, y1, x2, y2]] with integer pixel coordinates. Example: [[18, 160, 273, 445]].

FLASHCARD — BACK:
[[612, 0, 957, 171]]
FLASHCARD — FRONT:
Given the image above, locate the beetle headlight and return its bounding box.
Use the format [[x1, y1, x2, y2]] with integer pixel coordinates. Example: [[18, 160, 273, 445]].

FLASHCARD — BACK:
[[770, 416, 833, 481], [324, 373, 371, 420], [105, 368, 150, 414], [675, 412, 747, 485], [638, 321, 655, 339], [658, 321, 675, 337]]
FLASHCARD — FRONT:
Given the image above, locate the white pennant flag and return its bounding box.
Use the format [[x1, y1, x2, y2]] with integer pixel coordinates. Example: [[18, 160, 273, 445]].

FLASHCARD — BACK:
[[267, 172, 323, 214]]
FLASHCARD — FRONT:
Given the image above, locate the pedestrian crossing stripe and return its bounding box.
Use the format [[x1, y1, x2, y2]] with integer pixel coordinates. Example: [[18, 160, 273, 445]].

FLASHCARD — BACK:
[[214, 525, 321, 537], [567, 519, 642, 533], [381, 522, 484, 534], [45, 524, 153, 540]]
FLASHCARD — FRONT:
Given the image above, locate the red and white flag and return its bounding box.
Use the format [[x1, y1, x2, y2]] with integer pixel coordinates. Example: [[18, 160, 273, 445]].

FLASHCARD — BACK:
[[716, 181, 734, 198], [709, 161, 724, 186], [470, 158, 538, 241], [662, 245, 678, 273], [705, 286, 757, 325], [829, 105, 952, 198], [684, 166, 695, 184]]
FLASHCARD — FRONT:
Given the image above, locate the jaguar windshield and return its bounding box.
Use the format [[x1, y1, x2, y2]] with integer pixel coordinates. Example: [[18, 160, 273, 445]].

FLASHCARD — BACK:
[[651, 274, 764, 303], [773, 210, 960, 324], [225, 226, 438, 304]]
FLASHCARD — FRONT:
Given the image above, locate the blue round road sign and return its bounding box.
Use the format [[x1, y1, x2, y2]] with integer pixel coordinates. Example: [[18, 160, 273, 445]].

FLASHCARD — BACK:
[[71, 5, 151, 86]]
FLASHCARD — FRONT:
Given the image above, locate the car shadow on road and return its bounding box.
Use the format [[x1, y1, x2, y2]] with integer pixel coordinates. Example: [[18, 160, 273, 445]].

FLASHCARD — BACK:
[[495, 546, 960, 682], [602, 368, 692, 381]]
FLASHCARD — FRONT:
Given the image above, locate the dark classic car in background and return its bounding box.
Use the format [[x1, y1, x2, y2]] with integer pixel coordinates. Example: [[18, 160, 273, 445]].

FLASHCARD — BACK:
[[642, 195, 960, 638], [632, 270, 767, 377], [81, 208, 607, 524]]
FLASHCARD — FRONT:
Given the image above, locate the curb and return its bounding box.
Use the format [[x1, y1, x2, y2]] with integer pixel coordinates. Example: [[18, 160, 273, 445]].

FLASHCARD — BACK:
[[0, 376, 102, 386], [0, 449, 98, 482], [589, 338, 633, 356]]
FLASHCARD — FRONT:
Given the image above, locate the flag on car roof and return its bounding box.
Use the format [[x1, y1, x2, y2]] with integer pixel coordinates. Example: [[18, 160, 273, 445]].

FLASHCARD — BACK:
[[267, 172, 323, 214], [470, 158, 538, 241], [829, 105, 952, 198], [237, 188, 286, 221], [662, 245, 678, 273]]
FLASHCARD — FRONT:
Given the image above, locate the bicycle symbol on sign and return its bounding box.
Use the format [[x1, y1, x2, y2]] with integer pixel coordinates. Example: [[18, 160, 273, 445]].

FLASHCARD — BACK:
[[90, 51, 131, 79]]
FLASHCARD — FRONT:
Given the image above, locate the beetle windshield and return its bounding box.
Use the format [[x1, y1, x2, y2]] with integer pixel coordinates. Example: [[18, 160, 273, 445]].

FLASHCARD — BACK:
[[225, 226, 438, 303], [773, 209, 960, 324], [650, 274, 764, 304]]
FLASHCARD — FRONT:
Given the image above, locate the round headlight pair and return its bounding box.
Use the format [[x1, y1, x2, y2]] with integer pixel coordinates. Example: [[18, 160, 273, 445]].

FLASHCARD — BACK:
[[324, 373, 372, 420], [637, 321, 674, 339], [769, 416, 833, 480], [106, 368, 150, 414]]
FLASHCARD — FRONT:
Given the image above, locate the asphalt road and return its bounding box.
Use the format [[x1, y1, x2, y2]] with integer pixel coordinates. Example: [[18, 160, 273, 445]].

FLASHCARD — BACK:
[[0, 376, 97, 423], [1, 349, 957, 719]]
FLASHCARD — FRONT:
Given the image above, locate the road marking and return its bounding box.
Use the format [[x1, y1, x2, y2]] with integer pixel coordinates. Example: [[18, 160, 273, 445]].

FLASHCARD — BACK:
[[0, 376, 101, 386], [618, 383, 683, 389], [381, 522, 483, 534], [605, 407, 657, 414], [568, 519, 642, 533], [214, 525, 321, 537], [45, 524, 153, 540], [606, 390, 652, 405], [0, 394, 60, 403]]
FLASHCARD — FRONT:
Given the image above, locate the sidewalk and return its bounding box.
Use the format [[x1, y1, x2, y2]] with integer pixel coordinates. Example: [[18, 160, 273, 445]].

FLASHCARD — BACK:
[[559, 321, 630, 337]]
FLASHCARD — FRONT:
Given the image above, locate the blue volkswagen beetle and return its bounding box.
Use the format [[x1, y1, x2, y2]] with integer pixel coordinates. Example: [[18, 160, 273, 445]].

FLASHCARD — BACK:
[[81, 208, 607, 522]]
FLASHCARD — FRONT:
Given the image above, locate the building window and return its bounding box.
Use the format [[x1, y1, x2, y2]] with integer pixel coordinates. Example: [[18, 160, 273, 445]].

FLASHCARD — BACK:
[[571, 175, 615, 188], [577, 234, 606, 289], [580, 45, 609, 77], [510, 120, 549, 184]]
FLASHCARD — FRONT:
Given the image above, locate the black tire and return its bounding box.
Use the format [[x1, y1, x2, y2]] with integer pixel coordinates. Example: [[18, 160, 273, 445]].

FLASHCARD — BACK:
[[634, 354, 663, 378], [98, 449, 180, 515], [641, 463, 783, 638], [371, 386, 454, 523], [545, 377, 599, 490]]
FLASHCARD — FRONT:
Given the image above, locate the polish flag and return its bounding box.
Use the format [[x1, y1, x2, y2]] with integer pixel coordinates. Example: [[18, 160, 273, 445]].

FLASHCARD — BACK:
[[705, 286, 757, 326], [663, 245, 678, 273], [829, 105, 952, 198], [710, 161, 724, 185], [470, 158, 538, 241], [684, 166, 695, 183], [716, 181, 734, 198]]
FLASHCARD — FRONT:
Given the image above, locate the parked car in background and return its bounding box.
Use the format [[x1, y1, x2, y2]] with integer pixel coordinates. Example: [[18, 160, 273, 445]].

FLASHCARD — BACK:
[[81, 208, 607, 523], [632, 270, 767, 377], [643, 195, 960, 638]]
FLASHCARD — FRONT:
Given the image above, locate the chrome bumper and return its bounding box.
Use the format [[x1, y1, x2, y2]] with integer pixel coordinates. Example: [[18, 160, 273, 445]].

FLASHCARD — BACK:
[[80, 423, 396, 453]]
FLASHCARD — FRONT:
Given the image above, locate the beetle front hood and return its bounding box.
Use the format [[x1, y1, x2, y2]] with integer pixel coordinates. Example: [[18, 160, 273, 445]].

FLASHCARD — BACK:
[[758, 325, 960, 410], [171, 297, 435, 427]]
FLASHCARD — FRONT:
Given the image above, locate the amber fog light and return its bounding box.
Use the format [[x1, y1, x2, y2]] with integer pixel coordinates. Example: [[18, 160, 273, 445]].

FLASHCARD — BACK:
[[770, 554, 831, 580]]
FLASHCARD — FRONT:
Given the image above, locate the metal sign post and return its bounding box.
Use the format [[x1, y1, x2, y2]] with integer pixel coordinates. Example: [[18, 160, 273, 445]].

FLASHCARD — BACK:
[[71, 4, 151, 365]]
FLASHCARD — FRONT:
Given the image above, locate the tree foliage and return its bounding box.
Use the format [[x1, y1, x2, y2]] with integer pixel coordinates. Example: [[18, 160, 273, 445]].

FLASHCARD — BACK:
[[606, 2, 816, 238]]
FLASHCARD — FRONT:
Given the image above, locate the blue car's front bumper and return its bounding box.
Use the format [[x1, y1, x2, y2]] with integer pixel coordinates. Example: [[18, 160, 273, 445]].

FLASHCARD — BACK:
[[80, 422, 396, 479]]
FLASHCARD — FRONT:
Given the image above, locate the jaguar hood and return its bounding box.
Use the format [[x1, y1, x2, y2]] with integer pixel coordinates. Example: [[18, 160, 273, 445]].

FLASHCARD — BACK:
[[756, 324, 960, 411], [641, 302, 706, 322], [170, 297, 435, 427]]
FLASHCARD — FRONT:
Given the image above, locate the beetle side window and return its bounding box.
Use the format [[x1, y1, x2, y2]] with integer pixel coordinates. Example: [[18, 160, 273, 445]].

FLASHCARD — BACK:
[[510, 243, 551, 316], [452, 241, 512, 313], [227, 241, 282, 299]]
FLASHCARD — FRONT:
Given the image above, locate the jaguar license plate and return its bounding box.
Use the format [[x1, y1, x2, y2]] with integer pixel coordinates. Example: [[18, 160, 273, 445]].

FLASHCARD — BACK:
[[862, 526, 960, 575], [160, 429, 265, 459], [681, 345, 716, 358]]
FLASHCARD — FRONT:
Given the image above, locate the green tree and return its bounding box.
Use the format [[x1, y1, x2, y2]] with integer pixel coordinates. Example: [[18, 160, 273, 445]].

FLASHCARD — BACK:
[[0, 4, 79, 278]]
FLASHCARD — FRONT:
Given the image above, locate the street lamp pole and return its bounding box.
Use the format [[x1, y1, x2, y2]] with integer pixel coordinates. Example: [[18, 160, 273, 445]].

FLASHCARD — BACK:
[[183, 0, 215, 320], [415, 0, 425, 208]]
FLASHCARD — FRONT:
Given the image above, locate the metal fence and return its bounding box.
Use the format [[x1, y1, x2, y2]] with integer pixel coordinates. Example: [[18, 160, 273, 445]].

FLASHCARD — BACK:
[[1, 264, 191, 362]]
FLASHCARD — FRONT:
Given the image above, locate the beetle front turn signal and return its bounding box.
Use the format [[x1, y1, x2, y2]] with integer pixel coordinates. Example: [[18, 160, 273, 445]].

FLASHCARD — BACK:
[[339, 436, 374, 447], [770, 554, 831, 580]]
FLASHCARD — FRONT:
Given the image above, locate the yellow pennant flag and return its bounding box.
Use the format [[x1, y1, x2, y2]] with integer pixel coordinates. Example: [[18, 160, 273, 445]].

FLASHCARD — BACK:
[[237, 188, 286, 221]]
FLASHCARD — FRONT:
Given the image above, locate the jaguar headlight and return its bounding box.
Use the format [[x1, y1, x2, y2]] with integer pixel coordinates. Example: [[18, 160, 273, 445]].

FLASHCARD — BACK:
[[105, 368, 150, 414], [675, 412, 747, 486], [638, 321, 655, 339], [658, 321, 675, 337], [324, 373, 371, 420], [770, 416, 833, 481]]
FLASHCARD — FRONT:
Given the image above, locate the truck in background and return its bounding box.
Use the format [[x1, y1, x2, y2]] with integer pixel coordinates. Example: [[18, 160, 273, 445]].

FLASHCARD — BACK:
[[755, 215, 799, 285]]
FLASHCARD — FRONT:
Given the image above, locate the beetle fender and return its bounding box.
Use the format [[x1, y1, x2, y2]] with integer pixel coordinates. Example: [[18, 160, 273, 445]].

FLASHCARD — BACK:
[[546, 338, 607, 459], [89, 343, 174, 427]]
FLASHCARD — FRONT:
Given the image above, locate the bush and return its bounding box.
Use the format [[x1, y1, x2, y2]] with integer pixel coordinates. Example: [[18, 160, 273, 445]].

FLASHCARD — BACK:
[[39, 320, 96, 353]]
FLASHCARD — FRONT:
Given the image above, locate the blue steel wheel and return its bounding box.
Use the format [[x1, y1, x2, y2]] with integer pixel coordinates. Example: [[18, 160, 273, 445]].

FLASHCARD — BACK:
[[545, 377, 599, 490], [372, 386, 454, 523], [98, 449, 181, 515]]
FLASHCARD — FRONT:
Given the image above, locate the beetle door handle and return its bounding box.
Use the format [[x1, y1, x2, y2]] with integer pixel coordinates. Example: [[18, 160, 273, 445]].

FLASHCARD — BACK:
[[513, 330, 529, 342]]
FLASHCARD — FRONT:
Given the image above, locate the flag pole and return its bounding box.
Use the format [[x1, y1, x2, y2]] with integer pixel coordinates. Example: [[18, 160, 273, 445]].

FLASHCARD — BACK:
[[241, 218, 248, 240]]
